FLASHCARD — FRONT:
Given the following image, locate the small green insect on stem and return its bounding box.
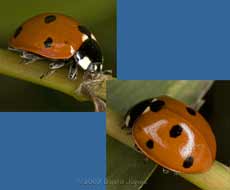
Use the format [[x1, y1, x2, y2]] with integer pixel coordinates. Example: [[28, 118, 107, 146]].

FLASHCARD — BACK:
[[0, 48, 113, 110]]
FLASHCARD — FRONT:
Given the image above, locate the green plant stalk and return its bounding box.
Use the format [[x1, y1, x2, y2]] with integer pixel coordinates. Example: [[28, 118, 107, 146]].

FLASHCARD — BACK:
[[106, 108, 230, 190], [0, 49, 110, 101], [181, 161, 230, 190]]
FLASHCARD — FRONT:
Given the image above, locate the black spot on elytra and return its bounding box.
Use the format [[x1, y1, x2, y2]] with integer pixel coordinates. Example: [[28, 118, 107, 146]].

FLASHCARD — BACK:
[[44, 15, 56, 23], [146, 139, 154, 149], [170, 125, 183, 138], [44, 37, 53, 48], [186, 107, 196, 116], [78, 25, 91, 38], [14, 26, 22, 38], [125, 98, 152, 128], [150, 99, 165, 112], [183, 156, 194, 168]]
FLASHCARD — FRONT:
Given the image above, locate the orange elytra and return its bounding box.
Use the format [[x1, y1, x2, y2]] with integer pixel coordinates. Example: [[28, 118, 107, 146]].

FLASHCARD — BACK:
[[8, 13, 103, 80], [124, 95, 216, 173]]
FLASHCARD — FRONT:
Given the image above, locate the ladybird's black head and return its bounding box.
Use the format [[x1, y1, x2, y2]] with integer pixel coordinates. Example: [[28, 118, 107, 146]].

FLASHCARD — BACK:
[[75, 25, 103, 72], [74, 38, 103, 72]]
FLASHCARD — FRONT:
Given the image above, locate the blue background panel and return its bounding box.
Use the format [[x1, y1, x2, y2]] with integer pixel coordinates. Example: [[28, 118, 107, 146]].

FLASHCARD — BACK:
[[118, 0, 230, 79], [0, 113, 105, 190]]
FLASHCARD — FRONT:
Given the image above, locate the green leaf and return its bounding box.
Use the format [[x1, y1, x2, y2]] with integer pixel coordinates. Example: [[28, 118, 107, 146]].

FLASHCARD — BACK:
[[107, 136, 157, 190]]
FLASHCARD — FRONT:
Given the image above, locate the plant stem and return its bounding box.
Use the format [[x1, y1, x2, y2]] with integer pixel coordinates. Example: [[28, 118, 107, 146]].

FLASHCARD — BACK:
[[181, 161, 230, 190], [107, 108, 134, 148], [0, 49, 111, 102]]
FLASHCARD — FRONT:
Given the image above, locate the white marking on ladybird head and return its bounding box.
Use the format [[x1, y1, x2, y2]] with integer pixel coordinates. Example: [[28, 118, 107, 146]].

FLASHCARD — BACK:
[[78, 56, 91, 70], [125, 115, 131, 127], [70, 46, 75, 55], [179, 123, 195, 158], [82, 34, 89, 42], [142, 98, 157, 114], [151, 98, 158, 103], [143, 106, 150, 114], [143, 119, 168, 148], [91, 34, 97, 41]]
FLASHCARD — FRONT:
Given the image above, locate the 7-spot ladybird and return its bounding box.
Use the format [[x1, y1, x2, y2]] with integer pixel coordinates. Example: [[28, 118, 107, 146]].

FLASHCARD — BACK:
[[8, 13, 103, 80], [124, 95, 216, 173]]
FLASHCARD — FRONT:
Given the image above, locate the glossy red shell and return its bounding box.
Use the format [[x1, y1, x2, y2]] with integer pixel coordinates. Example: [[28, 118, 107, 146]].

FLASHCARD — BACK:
[[132, 96, 216, 173], [9, 13, 85, 59]]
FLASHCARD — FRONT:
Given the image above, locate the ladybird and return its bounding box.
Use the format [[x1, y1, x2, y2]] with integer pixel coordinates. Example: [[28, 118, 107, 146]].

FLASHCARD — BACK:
[[124, 95, 216, 173], [8, 13, 103, 80]]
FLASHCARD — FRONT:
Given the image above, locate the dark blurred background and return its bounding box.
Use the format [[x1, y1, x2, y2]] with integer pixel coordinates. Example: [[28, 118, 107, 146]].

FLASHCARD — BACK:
[[143, 80, 230, 190], [0, 0, 116, 111]]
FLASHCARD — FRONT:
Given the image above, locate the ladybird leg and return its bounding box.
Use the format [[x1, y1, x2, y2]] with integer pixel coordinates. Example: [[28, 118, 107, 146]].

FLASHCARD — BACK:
[[86, 62, 103, 74], [87, 62, 102, 72], [68, 62, 78, 80], [82, 62, 103, 80], [102, 69, 113, 75], [49, 62, 65, 70], [40, 61, 65, 79], [20, 51, 42, 64], [40, 70, 56, 79], [92, 63, 112, 75], [8, 46, 22, 52]]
